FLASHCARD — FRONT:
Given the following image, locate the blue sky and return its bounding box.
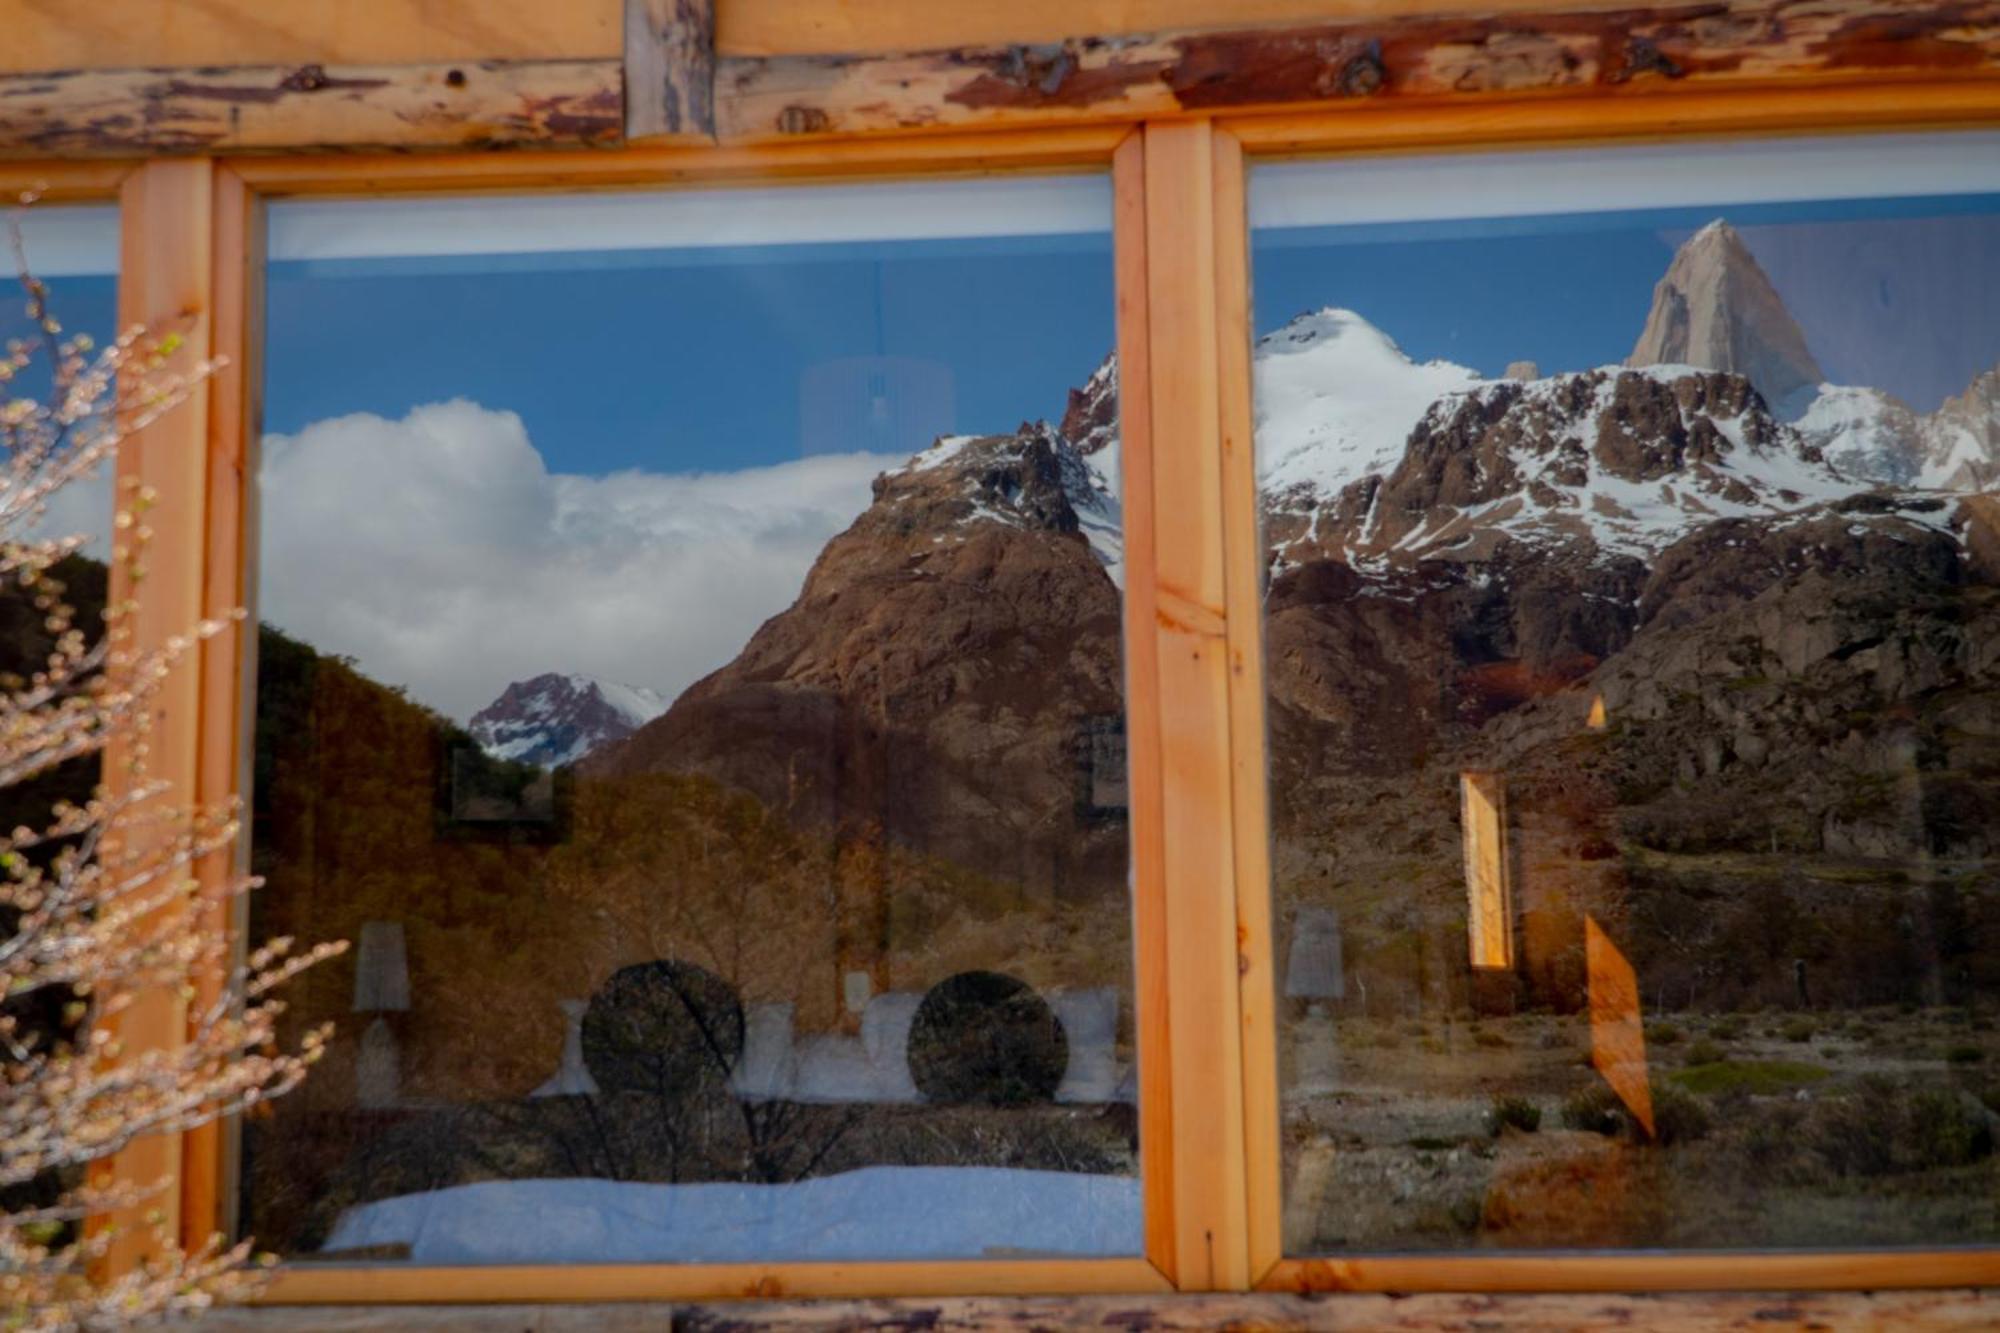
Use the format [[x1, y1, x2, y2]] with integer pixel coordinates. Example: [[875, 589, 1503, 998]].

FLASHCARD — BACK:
[[0, 273, 116, 398], [1253, 193, 2000, 412], [256, 230, 1119, 719], [265, 235, 1115, 478], [248, 190, 2000, 718]]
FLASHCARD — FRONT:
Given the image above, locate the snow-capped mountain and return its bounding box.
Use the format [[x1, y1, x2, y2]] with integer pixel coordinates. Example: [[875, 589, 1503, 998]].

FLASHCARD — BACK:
[[1252, 308, 1931, 575], [469, 672, 666, 767], [897, 412, 1123, 587], [1255, 307, 1482, 502]]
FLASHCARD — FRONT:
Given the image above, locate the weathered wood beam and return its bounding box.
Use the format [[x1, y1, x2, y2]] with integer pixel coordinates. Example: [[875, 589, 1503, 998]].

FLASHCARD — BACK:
[[0, 59, 622, 157], [624, 0, 716, 142], [715, 0, 2000, 141], [192, 1288, 2000, 1330], [0, 0, 1992, 157]]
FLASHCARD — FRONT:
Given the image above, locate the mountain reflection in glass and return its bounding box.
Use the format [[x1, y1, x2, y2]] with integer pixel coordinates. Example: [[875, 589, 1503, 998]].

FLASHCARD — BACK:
[[1256, 164, 2000, 1252], [242, 181, 1139, 1264]]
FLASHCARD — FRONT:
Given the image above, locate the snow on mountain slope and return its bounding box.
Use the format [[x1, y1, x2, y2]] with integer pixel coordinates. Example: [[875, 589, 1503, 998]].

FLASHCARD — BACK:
[[470, 671, 667, 767], [1255, 308, 1484, 498], [1794, 383, 1923, 485], [1383, 364, 1891, 564], [1257, 318, 1935, 573], [1920, 364, 2000, 491], [898, 420, 1124, 587]]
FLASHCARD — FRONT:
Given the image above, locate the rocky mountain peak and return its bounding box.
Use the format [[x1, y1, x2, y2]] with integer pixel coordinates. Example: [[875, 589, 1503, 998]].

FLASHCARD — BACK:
[[1628, 218, 1825, 410], [469, 671, 666, 768], [1923, 361, 2000, 490], [1060, 354, 1118, 457]]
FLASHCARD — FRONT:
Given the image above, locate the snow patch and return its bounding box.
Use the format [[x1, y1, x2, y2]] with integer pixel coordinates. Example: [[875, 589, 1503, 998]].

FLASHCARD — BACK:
[[322, 1167, 1142, 1264]]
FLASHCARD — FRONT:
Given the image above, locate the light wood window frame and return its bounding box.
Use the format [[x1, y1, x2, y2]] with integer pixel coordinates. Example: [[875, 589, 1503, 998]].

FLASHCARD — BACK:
[[54, 76, 2000, 1308]]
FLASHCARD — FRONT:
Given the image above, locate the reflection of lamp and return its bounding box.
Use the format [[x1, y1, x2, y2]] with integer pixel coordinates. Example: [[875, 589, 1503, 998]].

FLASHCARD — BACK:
[[1284, 907, 1345, 1097], [531, 999, 599, 1098], [1461, 771, 1514, 970], [352, 921, 410, 1109]]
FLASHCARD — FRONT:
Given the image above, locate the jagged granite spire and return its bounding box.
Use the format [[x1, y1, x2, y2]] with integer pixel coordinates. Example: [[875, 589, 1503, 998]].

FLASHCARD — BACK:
[[1628, 220, 1824, 409]]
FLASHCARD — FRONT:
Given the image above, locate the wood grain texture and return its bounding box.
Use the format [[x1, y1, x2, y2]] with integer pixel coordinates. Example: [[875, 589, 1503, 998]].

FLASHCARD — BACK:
[[0, 1, 1992, 155], [260, 1257, 1170, 1305], [0, 59, 623, 157], [224, 125, 1124, 193], [1139, 120, 1252, 1292], [95, 156, 216, 1273], [623, 0, 716, 142], [1114, 127, 1180, 1285], [1268, 1250, 2000, 1292], [716, 0, 2000, 142], [0, 0, 621, 74], [178, 162, 259, 1250], [192, 1288, 2000, 1329], [716, 0, 1619, 58], [1208, 125, 1286, 1290], [1224, 77, 2000, 154]]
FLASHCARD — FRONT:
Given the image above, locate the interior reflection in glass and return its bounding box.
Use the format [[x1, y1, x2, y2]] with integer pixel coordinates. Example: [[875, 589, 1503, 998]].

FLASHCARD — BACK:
[[242, 182, 1141, 1265]]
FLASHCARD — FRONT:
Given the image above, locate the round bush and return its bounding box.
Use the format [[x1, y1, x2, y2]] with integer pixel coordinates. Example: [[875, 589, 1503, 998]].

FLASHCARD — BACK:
[[908, 970, 1068, 1106], [581, 959, 745, 1097]]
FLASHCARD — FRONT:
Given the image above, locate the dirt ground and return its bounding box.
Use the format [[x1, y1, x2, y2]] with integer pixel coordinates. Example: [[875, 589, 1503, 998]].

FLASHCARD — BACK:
[[1282, 1006, 2000, 1252]]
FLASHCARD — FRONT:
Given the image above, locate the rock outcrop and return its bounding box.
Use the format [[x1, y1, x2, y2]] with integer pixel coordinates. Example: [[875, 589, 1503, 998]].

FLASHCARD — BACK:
[[1627, 220, 1825, 410], [589, 417, 1127, 900]]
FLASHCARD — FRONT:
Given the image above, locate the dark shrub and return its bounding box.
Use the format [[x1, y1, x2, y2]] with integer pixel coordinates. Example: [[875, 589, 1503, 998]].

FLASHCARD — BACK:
[[582, 959, 745, 1097], [1561, 1085, 1625, 1137], [1807, 1076, 1995, 1177], [1561, 1081, 1709, 1144], [1486, 1096, 1541, 1136], [909, 970, 1067, 1106], [1682, 1037, 1726, 1066]]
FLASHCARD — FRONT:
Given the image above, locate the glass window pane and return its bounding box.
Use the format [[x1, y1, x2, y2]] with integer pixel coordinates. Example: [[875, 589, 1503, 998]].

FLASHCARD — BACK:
[[245, 178, 1138, 1265], [4, 206, 119, 552], [1254, 133, 2000, 1253]]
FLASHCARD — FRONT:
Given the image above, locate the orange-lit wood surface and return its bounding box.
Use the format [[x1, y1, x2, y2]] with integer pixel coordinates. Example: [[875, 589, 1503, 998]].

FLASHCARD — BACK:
[[1585, 916, 1655, 1140], [1210, 124, 1286, 1292], [264, 1256, 1171, 1305], [0, 1, 622, 73], [1462, 772, 1514, 972], [92, 156, 217, 1274], [1134, 119, 1254, 1292], [1115, 128, 1181, 1286], [178, 163, 261, 1249], [1267, 1250, 2000, 1292]]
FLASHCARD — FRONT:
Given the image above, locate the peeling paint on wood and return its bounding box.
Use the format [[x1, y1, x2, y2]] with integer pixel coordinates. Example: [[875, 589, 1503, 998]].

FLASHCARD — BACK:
[[715, 0, 2000, 140], [0, 0, 1989, 155], [0, 58, 623, 156], [189, 1288, 2000, 1331], [623, 0, 716, 142]]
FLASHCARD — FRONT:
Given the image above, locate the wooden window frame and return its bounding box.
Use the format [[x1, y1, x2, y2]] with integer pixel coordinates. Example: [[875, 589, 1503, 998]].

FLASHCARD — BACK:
[[36, 61, 2000, 1309]]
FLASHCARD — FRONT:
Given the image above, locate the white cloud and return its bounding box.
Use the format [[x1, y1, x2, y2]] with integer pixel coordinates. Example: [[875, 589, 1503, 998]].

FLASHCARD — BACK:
[[258, 399, 895, 722]]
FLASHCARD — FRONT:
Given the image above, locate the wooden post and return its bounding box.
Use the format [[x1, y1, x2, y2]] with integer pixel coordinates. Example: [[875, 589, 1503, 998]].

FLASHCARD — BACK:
[[94, 156, 216, 1271], [177, 161, 258, 1249], [1208, 123, 1286, 1288], [1126, 119, 1251, 1292], [624, 0, 716, 142]]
